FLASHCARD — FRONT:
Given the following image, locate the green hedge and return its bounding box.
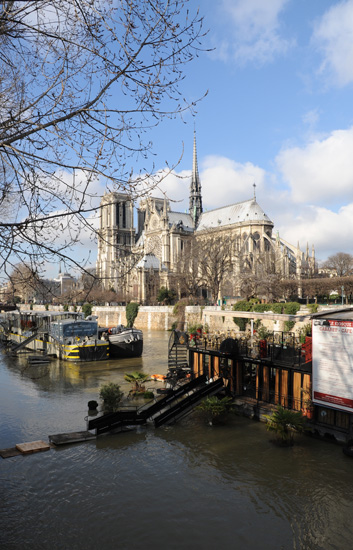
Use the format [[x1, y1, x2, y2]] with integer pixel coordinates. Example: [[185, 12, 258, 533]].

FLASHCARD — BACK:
[[232, 300, 253, 312], [232, 301, 300, 315]]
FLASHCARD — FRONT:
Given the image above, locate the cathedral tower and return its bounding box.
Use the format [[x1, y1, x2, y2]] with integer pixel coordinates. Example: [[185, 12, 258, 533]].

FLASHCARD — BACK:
[[96, 192, 135, 290], [189, 130, 203, 227]]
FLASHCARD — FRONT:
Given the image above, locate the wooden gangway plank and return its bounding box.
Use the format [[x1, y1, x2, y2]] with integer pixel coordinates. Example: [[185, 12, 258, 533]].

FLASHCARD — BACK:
[[15, 440, 51, 454], [49, 431, 96, 446]]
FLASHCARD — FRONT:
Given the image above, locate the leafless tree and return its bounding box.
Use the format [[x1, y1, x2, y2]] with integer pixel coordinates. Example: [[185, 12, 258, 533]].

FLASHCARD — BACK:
[[277, 278, 299, 301], [0, 1, 206, 283], [9, 263, 44, 302], [196, 231, 234, 302], [322, 252, 353, 277], [174, 237, 204, 299]]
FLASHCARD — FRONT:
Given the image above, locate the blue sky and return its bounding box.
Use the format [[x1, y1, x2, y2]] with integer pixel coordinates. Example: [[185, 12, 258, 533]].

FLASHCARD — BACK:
[[49, 0, 353, 277], [139, 0, 353, 267]]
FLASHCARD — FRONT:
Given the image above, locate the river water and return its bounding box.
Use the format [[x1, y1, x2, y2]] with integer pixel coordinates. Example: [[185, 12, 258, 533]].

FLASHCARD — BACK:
[[1, 330, 353, 550]]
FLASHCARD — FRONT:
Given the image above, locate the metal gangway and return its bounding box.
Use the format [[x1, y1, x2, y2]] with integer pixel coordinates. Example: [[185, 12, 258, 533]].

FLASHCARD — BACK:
[[88, 374, 224, 436]]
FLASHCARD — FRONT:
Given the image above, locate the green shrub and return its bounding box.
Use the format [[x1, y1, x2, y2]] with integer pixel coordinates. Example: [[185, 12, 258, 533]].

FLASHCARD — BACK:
[[271, 303, 284, 314], [157, 286, 176, 304], [253, 304, 273, 312], [232, 300, 253, 312], [126, 302, 139, 328], [307, 303, 318, 313], [99, 383, 123, 412], [284, 320, 295, 332], [82, 302, 93, 318], [196, 396, 234, 425], [283, 302, 301, 315], [233, 317, 248, 331]]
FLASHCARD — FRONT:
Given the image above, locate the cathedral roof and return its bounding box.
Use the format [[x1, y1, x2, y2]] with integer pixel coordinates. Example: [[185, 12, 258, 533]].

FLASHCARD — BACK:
[[196, 198, 273, 231], [168, 211, 194, 232], [136, 254, 167, 270]]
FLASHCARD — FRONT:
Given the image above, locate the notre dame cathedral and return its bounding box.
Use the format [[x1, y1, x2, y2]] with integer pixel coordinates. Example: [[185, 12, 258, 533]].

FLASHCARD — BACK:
[[96, 133, 317, 303]]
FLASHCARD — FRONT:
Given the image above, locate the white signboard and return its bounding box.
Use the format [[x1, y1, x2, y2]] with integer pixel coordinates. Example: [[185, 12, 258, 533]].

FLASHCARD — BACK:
[[312, 319, 353, 412]]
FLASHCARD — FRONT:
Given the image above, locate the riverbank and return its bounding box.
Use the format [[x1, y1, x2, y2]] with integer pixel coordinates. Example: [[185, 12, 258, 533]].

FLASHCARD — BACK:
[[15, 302, 345, 334]]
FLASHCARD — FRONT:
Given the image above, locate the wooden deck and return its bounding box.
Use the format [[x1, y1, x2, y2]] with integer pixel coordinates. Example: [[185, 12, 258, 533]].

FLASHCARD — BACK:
[[15, 440, 51, 454]]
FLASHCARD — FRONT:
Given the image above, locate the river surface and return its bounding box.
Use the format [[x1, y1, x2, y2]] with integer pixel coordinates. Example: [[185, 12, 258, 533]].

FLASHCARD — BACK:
[[1, 330, 353, 550]]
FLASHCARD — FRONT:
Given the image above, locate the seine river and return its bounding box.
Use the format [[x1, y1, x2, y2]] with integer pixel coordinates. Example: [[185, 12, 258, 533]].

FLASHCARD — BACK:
[[1, 331, 353, 550]]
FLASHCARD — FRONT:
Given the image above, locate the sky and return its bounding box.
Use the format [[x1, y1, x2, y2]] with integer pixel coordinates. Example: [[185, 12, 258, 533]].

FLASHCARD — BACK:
[[43, 0, 353, 277], [139, 0, 353, 268]]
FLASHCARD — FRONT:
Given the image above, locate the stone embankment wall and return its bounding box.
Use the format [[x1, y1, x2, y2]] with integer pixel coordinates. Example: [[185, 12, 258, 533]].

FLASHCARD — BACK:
[[16, 303, 329, 335]]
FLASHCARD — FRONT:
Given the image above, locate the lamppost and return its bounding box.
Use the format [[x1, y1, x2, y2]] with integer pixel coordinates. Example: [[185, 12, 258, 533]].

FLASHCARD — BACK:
[[342, 285, 344, 306]]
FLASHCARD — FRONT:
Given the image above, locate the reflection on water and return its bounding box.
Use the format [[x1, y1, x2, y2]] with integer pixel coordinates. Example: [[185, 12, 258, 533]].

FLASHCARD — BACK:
[[1, 330, 353, 550]]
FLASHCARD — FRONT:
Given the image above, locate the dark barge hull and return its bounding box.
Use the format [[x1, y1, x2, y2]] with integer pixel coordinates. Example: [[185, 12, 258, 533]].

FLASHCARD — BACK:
[[108, 329, 143, 358]]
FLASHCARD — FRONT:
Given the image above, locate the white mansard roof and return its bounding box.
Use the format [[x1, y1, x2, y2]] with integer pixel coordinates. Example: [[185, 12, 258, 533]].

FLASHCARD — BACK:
[[196, 198, 273, 231], [136, 253, 167, 270], [168, 211, 194, 232]]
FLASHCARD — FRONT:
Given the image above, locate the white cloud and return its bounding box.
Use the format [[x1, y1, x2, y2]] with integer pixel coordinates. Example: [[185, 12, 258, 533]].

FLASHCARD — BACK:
[[145, 156, 267, 213], [276, 127, 353, 204], [313, 0, 353, 86], [200, 155, 266, 209], [216, 0, 293, 64], [278, 203, 353, 260]]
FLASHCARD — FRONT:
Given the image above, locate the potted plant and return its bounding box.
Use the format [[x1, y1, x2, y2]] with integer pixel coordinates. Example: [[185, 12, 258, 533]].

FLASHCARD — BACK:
[[124, 371, 150, 396], [188, 323, 197, 345], [264, 405, 305, 446], [99, 383, 123, 412], [196, 396, 234, 426], [301, 387, 314, 419]]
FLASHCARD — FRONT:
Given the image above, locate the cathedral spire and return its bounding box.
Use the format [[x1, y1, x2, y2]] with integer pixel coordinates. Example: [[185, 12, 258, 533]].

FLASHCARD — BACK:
[[189, 129, 203, 227]]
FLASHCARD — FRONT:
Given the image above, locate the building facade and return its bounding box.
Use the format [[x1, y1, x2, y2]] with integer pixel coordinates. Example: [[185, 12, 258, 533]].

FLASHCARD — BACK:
[[96, 133, 317, 303]]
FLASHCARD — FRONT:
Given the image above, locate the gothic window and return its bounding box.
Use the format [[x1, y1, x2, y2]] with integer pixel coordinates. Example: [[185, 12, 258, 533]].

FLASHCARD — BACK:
[[252, 232, 260, 250], [264, 237, 271, 251], [242, 233, 249, 252]]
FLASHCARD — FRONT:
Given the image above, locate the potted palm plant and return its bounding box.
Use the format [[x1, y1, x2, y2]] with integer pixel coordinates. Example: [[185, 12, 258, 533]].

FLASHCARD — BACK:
[[124, 372, 150, 396], [264, 405, 305, 446]]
